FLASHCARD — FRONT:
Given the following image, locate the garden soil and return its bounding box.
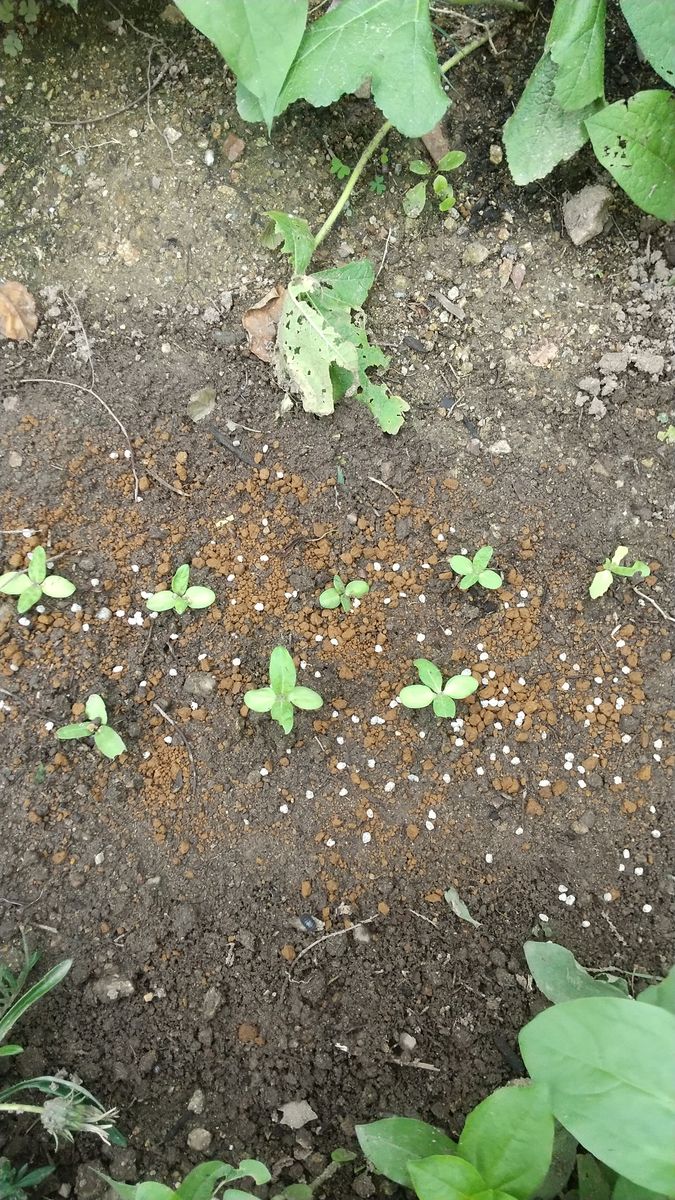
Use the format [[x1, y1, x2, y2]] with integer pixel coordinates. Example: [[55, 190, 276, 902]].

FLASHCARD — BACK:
[[0, 3, 673, 1197]]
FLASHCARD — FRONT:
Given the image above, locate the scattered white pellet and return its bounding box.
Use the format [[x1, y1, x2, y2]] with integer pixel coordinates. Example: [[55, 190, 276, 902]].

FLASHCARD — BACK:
[[362, 832, 371, 844]]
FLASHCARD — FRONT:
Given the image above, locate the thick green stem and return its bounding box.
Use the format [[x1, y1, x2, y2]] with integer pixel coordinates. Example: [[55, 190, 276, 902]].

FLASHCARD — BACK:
[[313, 121, 392, 251], [312, 22, 508, 252], [0, 1103, 45, 1115]]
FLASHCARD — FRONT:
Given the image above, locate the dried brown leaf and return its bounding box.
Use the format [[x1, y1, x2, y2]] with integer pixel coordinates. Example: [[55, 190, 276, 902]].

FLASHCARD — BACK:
[[421, 120, 451, 165], [511, 261, 526, 290], [528, 340, 558, 368], [498, 258, 513, 290], [0, 281, 38, 342], [242, 284, 285, 363]]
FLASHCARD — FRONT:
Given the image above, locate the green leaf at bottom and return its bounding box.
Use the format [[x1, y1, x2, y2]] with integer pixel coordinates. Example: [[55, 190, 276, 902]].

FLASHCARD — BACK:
[[356, 1118, 456, 1188], [94, 726, 126, 759]]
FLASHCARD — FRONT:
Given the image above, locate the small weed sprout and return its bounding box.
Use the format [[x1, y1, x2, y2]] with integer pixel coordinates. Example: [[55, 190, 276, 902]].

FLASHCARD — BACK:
[[589, 546, 650, 599], [319, 575, 369, 613], [244, 646, 323, 735], [0, 546, 75, 614], [330, 155, 351, 180], [404, 149, 466, 217], [449, 545, 502, 592], [369, 174, 386, 194], [146, 564, 215, 614], [657, 425, 675, 444], [398, 658, 478, 719], [56, 694, 126, 760]]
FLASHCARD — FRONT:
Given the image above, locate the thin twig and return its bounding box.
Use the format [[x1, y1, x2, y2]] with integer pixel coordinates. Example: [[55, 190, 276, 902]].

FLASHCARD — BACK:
[[390, 1058, 441, 1073], [18, 378, 140, 501], [143, 465, 187, 498], [289, 915, 378, 973], [368, 475, 401, 502], [0, 529, 36, 535], [62, 289, 95, 386], [407, 907, 440, 929], [633, 587, 675, 624], [152, 702, 197, 805], [45, 325, 67, 373], [376, 226, 393, 279]]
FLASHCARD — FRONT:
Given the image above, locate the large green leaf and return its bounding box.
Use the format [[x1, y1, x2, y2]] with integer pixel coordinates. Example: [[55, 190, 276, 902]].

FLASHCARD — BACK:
[[312, 261, 374, 309], [356, 1118, 456, 1188], [266, 211, 315, 274], [586, 91, 675, 221], [94, 726, 126, 760], [104, 1180, 174, 1200], [504, 53, 601, 184], [174, 0, 307, 132], [408, 1155, 499, 1200], [637, 966, 675, 1015], [576, 1154, 612, 1200], [620, 0, 675, 87], [458, 1084, 554, 1200], [519, 998, 675, 1194], [547, 0, 606, 110], [414, 658, 443, 692], [276, 275, 359, 416], [612, 1178, 670, 1200], [524, 940, 629, 1004], [278, 0, 448, 138]]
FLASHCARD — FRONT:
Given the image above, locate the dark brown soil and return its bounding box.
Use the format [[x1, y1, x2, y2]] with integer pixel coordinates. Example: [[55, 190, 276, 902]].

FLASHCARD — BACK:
[[0, 2, 673, 1197]]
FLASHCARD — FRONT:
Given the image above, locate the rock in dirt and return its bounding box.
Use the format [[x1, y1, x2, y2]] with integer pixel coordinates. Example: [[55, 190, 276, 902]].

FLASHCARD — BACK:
[[223, 132, 246, 162], [184, 671, 216, 698], [462, 242, 490, 267], [187, 1128, 212, 1152], [188, 1088, 205, 1115], [92, 973, 134, 1002], [352, 1173, 376, 1198], [489, 438, 512, 455], [75, 1163, 107, 1200], [202, 986, 222, 1021], [186, 386, 216, 423], [172, 902, 198, 937], [633, 349, 664, 376], [563, 185, 612, 246], [599, 349, 629, 374], [578, 376, 600, 396], [588, 396, 607, 419], [279, 1099, 318, 1130]]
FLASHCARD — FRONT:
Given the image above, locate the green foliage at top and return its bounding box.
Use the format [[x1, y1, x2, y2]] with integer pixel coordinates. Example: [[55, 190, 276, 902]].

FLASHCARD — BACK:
[[244, 646, 323, 735], [103, 1159, 271, 1200], [146, 564, 216, 615], [175, 0, 446, 138], [449, 545, 502, 592], [398, 659, 478, 719], [55, 693, 126, 760], [505, 0, 675, 219], [589, 545, 649, 599], [319, 574, 369, 613], [1, 0, 77, 57], [0, 545, 75, 614]]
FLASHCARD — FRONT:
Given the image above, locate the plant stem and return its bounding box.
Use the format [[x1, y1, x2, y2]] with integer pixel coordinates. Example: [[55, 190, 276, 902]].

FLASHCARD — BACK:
[[442, 0, 528, 11], [0, 1103, 45, 1115], [313, 121, 392, 250], [312, 21, 508, 252]]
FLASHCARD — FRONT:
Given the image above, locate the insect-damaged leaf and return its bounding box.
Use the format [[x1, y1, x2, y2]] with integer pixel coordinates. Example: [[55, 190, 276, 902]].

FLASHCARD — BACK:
[[586, 91, 675, 221]]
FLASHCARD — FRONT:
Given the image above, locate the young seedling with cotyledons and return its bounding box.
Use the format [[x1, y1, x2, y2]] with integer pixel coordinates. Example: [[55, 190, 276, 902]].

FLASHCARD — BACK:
[[589, 546, 650, 599], [319, 575, 369, 613], [146, 564, 215, 615], [398, 659, 478, 719], [244, 646, 323, 735], [0, 546, 75, 614], [55, 694, 126, 760], [449, 545, 502, 592]]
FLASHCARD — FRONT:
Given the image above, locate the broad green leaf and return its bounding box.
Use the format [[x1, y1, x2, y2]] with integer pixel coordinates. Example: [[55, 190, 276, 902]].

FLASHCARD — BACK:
[[443, 674, 478, 699], [269, 646, 296, 694], [612, 1178, 669, 1200], [55, 722, 93, 740], [459, 574, 476, 591], [611, 558, 649, 579], [472, 545, 493, 572], [536, 1125, 578, 1200], [104, 1181, 174, 1200], [312, 261, 375, 309], [478, 570, 502, 590], [589, 569, 613, 599], [524, 940, 629, 1004], [409, 1154, 493, 1200], [414, 658, 443, 692], [344, 579, 369, 598], [319, 588, 341, 609], [171, 564, 190, 596], [10, 1167, 54, 1189], [432, 694, 456, 719], [244, 687, 276, 713], [458, 1083, 554, 1200], [331, 1149, 357, 1164], [94, 726, 126, 759], [547, 0, 606, 110], [586, 91, 675, 221], [432, 175, 449, 198], [287, 686, 323, 710], [275, 276, 359, 417], [519, 997, 675, 1195], [85, 694, 108, 724], [358, 376, 409, 434], [221, 1193, 261, 1200], [0, 959, 71, 1042], [409, 158, 431, 175], [146, 590, 177, 612], [174, 0, 307, 132], [449, 555, 474, 576], [177, 1162, 238, 1200], [620, 0, 675, 87], [444, 886, 481, 928], [271, 697, 294, 733], [0, 1, 16, 21], [266, 211, 315, 274], [277, 1188, 311, 1200], [0, 571, 31, 595], [504, 53, 601, 184], [2, 30, 22, 56], [403, 180, 427, 218], [184, 585, 216, 609], [16, 583, 42, 613], [356, 1117, 456, 1188], [398, 684, 434, 709], [638, 966, 675, 1015], [41, 574, 76, 598], [437, 150, 466, 171], [0, 1044, 22, 1055], [576, 1154, 612, 1200], [333, 575, 345, 592], [27, 546, 46, 584], [278, 0, 448, 138], [228, 1161, 271, 1186]]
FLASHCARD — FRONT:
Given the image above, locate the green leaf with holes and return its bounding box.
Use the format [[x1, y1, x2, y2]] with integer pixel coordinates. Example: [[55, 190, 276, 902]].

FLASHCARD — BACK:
[[586, 91, 675, 221], [266, 211, 315, 274]]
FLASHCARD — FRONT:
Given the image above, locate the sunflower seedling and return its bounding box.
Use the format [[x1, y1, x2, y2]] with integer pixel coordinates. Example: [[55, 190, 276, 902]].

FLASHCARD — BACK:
[[319, 575, 369, 613], [0, 546, 75, 614], [244, 646, 323, 735], [404, 149, 466, 217], [146, 564, 215, 614], [398, 659, 478, 718], [589, 546, 650, 599], [55, 695, 126, 760], [449, 545, 502, 591]]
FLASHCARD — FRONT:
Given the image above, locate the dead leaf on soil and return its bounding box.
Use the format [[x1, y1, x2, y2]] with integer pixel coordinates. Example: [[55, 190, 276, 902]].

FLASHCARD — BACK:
[[279, 1100, 318, 1130], [421, 119, 451, 165], [186, 385, 216, 422], [511, 262, 526, 290], [0, 281, 38, 342], [444, 885, 481, 928], [498, 258, 513, 290], [528, 340, 558, 368], [242, 284, 285, 363]]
